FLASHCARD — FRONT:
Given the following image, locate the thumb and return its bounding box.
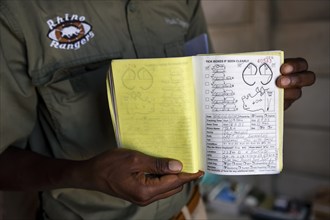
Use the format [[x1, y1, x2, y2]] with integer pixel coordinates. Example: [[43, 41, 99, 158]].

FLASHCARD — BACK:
[[144, 157, 183, 175], [167, 160, 183, 172]]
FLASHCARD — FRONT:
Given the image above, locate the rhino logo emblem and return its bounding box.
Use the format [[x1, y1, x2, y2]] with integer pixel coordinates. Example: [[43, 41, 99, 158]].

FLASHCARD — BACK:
[[47, 14, 94, 50]]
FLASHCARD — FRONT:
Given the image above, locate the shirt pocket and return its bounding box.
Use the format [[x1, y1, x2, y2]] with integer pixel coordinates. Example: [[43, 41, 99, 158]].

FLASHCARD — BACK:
[[164, 39, 185, 57], [39, 60, 111, 104], [34, 59, 119, 159]]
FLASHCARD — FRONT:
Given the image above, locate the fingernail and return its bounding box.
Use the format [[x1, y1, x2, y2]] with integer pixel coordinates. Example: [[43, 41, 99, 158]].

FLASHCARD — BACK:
[[169, 161, 182, 172], [282, 64, 294, 73], [280, 77, 291, 86]]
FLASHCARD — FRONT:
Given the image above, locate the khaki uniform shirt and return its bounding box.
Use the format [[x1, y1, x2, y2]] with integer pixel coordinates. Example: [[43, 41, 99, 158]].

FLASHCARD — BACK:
[[0, 0, 208, 219]]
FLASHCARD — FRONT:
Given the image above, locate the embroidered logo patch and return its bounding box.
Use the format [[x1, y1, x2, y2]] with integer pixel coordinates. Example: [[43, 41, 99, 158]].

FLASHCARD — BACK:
[[164, 17, 189, 29], [47, 14, 95, 50]]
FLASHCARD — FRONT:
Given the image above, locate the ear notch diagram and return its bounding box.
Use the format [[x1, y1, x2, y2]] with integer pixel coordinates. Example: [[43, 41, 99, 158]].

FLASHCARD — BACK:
[[242, 62, 273, 86], [259, 63, 273, 85], [122, 67, 153, 90]]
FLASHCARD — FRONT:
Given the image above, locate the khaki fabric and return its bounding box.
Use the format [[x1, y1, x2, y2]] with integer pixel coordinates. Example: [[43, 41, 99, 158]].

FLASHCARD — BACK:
[[0, 0, 208, 219]]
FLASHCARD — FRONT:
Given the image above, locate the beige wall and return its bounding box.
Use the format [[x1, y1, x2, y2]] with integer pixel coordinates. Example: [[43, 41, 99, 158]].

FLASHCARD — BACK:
[[202, 0, 330, 199]]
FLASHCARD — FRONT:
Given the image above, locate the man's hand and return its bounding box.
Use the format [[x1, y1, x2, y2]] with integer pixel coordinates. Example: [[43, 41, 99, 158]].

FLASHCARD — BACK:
[[276, 58, 316, 110], [78, 149, 204, 206], [0, 147, 203, 206]]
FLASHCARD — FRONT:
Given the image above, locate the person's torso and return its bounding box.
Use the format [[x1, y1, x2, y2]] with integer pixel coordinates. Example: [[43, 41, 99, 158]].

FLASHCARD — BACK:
[[2, 0, 203, 219], [11, 0, 196, 160]]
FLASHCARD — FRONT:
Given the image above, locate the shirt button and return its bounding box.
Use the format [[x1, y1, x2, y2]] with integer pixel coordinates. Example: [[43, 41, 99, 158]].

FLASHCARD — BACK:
[[128, 3, 137, 12]]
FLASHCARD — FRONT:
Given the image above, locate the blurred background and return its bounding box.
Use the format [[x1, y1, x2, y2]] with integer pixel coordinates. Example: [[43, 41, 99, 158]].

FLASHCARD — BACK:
[[201, 0, 329, 219]]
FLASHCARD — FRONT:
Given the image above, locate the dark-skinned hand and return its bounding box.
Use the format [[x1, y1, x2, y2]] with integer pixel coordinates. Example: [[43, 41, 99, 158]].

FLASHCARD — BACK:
[[78, 148, 203, 206], [276, 57, 316, 110]]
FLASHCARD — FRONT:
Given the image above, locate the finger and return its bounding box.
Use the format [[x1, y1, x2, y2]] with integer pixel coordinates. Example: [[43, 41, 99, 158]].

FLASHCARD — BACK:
[[145, 171, 204, 189], [276, 71, 315, 88], [142, 171, 204, 198], [176, 171, 205, 184], [127, 172, 198, 205], [284, 100, 294, 110], [121, 149, 183, 174], [284, 88, 302, 101], [281, 58, 308, 75]]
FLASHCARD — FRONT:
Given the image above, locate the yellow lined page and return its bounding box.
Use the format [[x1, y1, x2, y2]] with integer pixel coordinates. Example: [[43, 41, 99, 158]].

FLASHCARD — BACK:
[[111, 57, 200, 173]]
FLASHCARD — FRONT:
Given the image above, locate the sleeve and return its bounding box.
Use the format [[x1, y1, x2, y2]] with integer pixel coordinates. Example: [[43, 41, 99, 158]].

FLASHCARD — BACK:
[[185, 0, 214, 53], [0, 3, 38, 154]]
